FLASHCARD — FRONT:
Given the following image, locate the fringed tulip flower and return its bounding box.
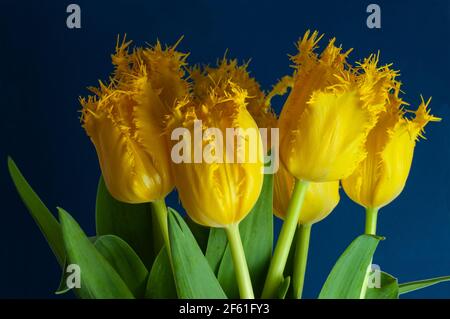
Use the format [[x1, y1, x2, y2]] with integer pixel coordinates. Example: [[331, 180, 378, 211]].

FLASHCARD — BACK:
[[167, 85, 264, 227], [342, 94, 440, 211], [341, 88, 440, 300], [167, 80, 264, 299], [80, 37, 188, 204], [263, 31, 399, 299], [279, 32, 398, 183]]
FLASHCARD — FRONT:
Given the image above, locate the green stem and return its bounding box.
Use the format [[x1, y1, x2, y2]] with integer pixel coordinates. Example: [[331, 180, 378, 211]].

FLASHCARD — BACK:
[[152, 199, 170, 253], [262, 179, 309, 299], [225, 223, 254, 299], [365, 207, 378, 235], [360, 207, 379, 299], [293, 223, 312, 299]]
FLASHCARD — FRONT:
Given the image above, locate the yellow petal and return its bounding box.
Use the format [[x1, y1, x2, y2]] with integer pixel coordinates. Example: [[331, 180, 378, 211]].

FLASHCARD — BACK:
[[80, 37, 188, 203], [81, 80, 173, 203], [190, 57, 277, 130], [342, 96, 440, 208], [279, 33, 399, 183], [281, 90, 377, 182], [168, 86, 264, 227]]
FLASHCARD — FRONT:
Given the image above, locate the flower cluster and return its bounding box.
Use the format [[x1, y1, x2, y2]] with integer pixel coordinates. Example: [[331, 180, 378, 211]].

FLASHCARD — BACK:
[[77, 31, 440, 299]]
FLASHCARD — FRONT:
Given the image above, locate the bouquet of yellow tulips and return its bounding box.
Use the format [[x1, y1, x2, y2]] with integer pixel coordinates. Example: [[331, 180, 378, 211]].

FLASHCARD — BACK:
[[8, 31, 448, 299]]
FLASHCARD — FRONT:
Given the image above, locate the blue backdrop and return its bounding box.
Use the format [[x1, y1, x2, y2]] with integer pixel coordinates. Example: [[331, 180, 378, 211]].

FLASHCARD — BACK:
[[1, 0, 449, 298]]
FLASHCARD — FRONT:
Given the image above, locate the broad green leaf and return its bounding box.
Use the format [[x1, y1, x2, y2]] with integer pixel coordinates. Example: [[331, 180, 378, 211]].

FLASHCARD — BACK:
[[365, 271, 399, 299], [94, 235, 148, 298], [186, 216, 210, 253], [54, 256, 93, 299], [217, 174, 274, 298], [58, 208, 134, 299], [278, 276, 291, 299], [205, 228, 228, 274], [145, 247, 177, 299], [55, 236, 97, 298], [96, 176, 154, 268], [7, 157, 64, 266], [55, 259, 93, 299], [319, 235, 381, 299], [168, 208, 227, 299], [399, 275, 450, 295]]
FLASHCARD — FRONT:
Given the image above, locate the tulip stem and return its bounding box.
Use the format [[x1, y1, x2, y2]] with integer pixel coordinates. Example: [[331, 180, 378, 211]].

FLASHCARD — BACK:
[[262, 179, 309, 299], [365, 207, 378, 235], [360, 207, 379, 299], [293, 223, 312, 299], [225, 223, 254, 299], [152, 199, 170, 253]]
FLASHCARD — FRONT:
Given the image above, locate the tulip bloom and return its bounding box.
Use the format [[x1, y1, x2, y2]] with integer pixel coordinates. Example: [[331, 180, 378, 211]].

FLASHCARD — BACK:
[[167, 85, 264, 227], [279, 32, 397, 183], [167, 81, 264, 298], [80, 37, 188, 204], [342, 91, 440, 300], [263, 31, 398, 299], [80, 37, 189, 257], [342, 95, 440, 211]]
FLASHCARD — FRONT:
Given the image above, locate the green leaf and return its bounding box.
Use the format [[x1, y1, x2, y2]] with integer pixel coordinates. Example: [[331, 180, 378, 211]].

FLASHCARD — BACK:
[[145, 247, 177, 299], [95, 176, 154, 268], [217, 173, 274, 298], [365, 271, 399, 299], [185, 216, 210, 253], [58, 207, 134, 299], [205, 228, 228, 274], [55, 236, 97, 298], [7, 157, 64, 266], [55, 257, 72, 295], [319, 234, 381, 299], [168, 208, 227, 299], [54, 256, 93, 299], [399, 275, 450, 295], [278, 276, 291, 299], [94, 235, 148, 298]]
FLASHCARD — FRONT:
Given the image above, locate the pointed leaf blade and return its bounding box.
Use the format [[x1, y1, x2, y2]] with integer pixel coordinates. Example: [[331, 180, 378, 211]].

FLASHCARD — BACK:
[[399, 275, 450, 295], [59, 208, 134, 299], [168, 208, 227, 299], [365, 271, 399, 299], [94, 235, 148, 298], [7, 157, 64, 265], [319, 234, 381, 299], [145, 247, 177, 299]]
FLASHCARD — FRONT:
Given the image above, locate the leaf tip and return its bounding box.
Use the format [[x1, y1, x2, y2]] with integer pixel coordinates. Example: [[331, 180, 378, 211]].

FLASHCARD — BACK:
[[57, 207, 71, 225], [6, 155, 16, 174]]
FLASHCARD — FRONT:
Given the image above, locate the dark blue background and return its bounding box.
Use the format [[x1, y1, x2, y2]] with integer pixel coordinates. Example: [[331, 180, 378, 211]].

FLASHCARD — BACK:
[[1, 0, 449, 298]]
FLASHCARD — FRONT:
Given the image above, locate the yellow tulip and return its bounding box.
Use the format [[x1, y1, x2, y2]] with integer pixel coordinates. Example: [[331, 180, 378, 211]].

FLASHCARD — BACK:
[[167, 84, 264, 227], [274, 163, 339, 225], [342, 94, 440, 209], [278, 31, 398, 182], [263, 31, 401, 299], [80, 37, 188, 203]]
